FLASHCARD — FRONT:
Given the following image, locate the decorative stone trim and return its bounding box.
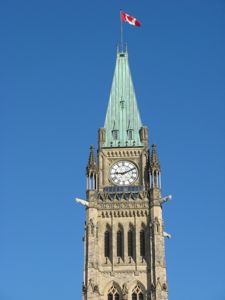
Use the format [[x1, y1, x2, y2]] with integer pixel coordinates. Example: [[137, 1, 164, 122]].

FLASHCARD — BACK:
[[100, 209, 148, 218], [105, 150, 142, 158]]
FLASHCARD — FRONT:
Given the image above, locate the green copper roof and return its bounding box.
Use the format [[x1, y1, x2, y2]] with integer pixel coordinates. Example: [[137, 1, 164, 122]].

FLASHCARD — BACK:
[[103, 50, 143, 148]]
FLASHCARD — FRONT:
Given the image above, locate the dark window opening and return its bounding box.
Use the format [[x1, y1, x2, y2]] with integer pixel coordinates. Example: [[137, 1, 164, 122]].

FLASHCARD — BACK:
[[132, 294, 137, 300], [108, 294, 113, 300], [115, 293, 119, 300], [140, 230, 145, 257], [139, 293, 144, 300], [128, 229, 134, 258], [105, 231, 110, 258], [117, 230, 123, 258]]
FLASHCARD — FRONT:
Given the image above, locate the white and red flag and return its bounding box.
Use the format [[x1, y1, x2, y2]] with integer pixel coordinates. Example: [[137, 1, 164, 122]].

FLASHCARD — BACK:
[[121, 11, 141, 27]]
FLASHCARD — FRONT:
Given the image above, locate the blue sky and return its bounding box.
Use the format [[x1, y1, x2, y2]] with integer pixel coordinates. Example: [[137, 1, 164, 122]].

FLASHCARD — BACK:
[[1, 0, 225, 299]]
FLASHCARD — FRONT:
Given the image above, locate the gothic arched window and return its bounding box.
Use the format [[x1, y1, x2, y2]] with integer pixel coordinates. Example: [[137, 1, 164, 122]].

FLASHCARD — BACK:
[[115, 294, 119, 300], [104, 230, 110, 258], [139, 293, 144, 300], [140, 230, 145, 257], [132, 294, 137, 300], [132, 285, 144, 300], [128, 229, 134, 258], [108, 285, 120, 300], [117, 230, 123, 258]]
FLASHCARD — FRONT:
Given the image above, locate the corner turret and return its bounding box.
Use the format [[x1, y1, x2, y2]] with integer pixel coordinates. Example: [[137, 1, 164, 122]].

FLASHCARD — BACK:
[[86, 145, 97, 191], [150, 144, 161, 189]]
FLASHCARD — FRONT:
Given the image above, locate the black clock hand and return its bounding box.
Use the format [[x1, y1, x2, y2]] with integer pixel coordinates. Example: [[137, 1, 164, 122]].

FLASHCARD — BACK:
[[121, 167, 135, 175], [115, 168, 135, 175]]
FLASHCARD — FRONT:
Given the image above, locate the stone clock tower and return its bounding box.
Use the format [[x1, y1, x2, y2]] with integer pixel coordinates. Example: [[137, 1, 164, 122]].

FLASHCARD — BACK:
[[82, 49, 170, 300]]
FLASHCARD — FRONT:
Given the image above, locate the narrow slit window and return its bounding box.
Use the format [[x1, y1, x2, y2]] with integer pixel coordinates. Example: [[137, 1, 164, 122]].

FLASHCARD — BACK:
[[128, 229, 134, 258], [104, 231, 110, 258], [140, 230, 145, 257], [117, 230, 123, 258]]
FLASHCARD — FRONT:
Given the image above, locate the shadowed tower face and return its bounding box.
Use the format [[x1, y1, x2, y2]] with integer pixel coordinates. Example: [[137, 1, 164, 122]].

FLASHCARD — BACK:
[[83, 49, 169, 300]]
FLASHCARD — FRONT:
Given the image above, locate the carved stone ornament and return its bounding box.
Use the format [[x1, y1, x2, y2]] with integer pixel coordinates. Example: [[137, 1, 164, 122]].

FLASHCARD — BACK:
[[89, 219, 95, 236], [162, 282, 168, 292], [122, 283, 128, 295], [88, 279, 101, 295], [156, 277, 161, 290], [154, 217, 160, 233]]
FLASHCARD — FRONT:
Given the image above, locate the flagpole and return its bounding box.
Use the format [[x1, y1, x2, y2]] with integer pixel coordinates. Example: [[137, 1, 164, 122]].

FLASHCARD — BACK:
[[120, 10, 124, 52]]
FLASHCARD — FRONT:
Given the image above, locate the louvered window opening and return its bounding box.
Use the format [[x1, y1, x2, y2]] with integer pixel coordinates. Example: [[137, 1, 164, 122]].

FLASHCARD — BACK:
[[117, 230, 123, 258], [128, 230, 134, 258], [105, 231, 110, 258], [140, 230, 145, 257]]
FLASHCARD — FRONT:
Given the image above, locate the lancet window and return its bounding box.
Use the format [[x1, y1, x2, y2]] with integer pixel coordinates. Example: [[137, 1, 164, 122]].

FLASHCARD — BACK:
[[140, 230, 145, 257], [150, 170, 161, 189], [128, 228, 134, 259], [104, 226, 111, 260], [117, 230, 123, 258], [132, 285, 144, 300], [107, 285, 120, 300]]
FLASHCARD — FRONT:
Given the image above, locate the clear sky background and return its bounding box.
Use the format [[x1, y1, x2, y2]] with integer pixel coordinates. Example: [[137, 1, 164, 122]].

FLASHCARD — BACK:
[[1, 0, 225, 299]]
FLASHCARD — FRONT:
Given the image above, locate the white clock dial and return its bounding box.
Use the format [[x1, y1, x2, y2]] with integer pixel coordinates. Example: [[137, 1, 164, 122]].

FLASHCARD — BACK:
[[110, 160, 138, 186]]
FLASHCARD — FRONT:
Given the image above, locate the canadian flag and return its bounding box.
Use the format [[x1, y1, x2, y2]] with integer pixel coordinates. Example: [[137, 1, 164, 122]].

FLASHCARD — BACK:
[[121, 11, 141, 27]]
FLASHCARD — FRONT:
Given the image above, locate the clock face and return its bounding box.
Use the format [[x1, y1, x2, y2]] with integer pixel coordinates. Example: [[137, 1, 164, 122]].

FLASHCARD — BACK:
[[110, 160, 138, 186]]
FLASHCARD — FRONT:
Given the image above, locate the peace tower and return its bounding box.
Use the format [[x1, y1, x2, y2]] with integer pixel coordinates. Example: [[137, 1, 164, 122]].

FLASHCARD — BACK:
[[81, 48, 171, 300]]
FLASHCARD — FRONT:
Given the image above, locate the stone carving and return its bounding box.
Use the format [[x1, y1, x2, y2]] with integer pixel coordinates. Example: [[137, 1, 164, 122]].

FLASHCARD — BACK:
[[89, 219, 95, 236], [156, 277, 168, 292], [154, 217, 160, 233], [98, 200, 149, 210], [96, 224, 98, 238], [122, 283, 128, 295], [156, 277, 161, 289], [162, 283, 168, 292], [88, 279, 101, 295]]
